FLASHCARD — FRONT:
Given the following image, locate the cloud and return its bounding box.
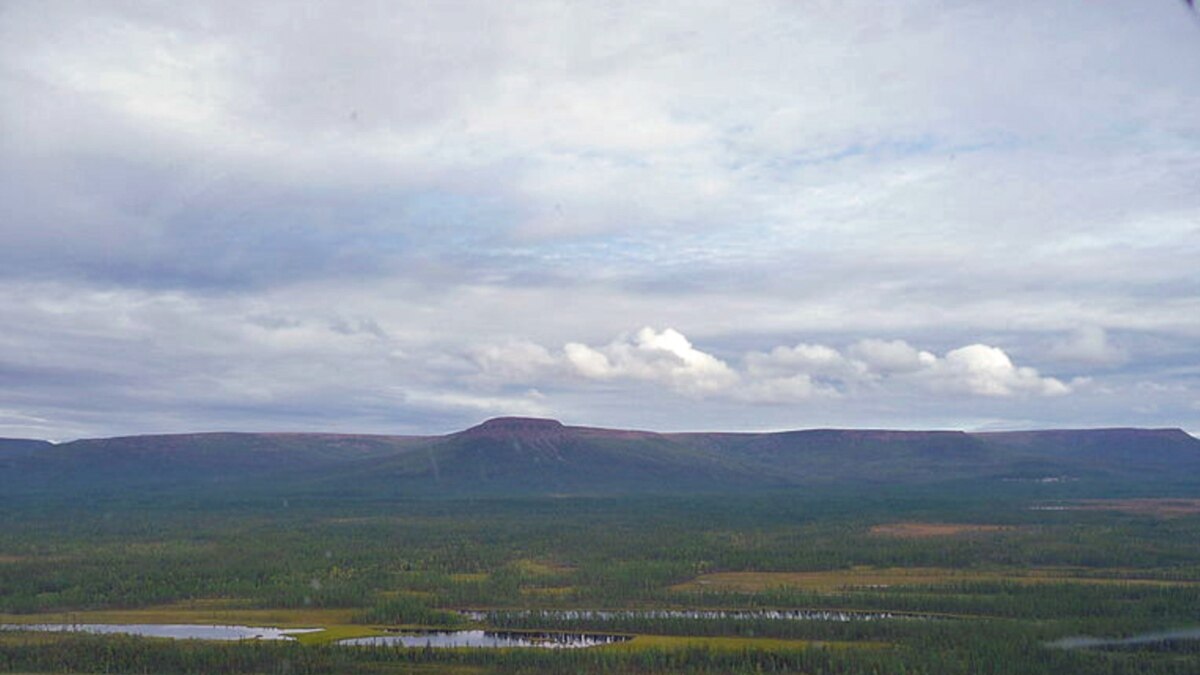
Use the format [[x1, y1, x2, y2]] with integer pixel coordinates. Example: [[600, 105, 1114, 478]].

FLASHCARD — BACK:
[[476, 328, 1073, 404], [1048, 326, 1128, 365], [848, 339, 937, 374], [0, 2, 1197, 437], [744, 338, 1069, 402], [563, 328, 739, 396], [746, 343, 865, 379], [472, 341, 560, 382], [736, 374, 831, 404], [401, 390, 549, 418], [932, 344, 1070, 397]]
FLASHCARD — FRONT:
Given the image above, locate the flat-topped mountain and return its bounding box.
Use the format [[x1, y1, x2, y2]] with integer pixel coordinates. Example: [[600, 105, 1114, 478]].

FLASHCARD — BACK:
[[459, 416, 569, 436], [2, 419, 1197, 499], [336, 417, 761, 495]]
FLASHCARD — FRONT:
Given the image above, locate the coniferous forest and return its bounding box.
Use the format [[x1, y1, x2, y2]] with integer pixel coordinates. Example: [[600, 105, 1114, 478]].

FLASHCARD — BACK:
[[3, 480, 1200, 674]]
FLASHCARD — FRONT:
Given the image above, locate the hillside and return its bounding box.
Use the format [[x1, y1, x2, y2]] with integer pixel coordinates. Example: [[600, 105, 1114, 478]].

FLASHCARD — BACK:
[[0, 437, 54, 459], [315, 417, 772, 495], [0, 432, 424, 497], [2, 418, 1198, 500], [668, 429, 999, 484]]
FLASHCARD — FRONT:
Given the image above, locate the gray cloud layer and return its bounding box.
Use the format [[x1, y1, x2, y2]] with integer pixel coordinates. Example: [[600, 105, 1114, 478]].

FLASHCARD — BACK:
[[1, 1, 1198, 439]]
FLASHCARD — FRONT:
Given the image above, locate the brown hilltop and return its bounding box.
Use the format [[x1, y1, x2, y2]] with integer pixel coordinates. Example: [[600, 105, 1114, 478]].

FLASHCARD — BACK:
[[456, 417, 663, 442], [458, 417, 567, 437]]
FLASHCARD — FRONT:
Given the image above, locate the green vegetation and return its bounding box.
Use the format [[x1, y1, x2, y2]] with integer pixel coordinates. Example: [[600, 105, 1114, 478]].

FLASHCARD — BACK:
[[353, 595, 467, 627], [3, 483, 1200, 673]]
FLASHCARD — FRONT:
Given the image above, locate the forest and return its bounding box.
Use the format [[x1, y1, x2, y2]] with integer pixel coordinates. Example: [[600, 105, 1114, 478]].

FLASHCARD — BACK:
[[2, 482, 1200, 674]]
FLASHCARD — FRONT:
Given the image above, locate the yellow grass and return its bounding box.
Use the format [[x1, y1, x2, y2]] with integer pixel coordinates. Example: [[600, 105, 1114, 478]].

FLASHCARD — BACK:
[[0, 555, 67, 564], [520, 586, 575, 597], [0, 602, 355, 628], [671, 566, 1200, 592], [1052, 499, 1200, 517], [292, 624, 385, 645], [511, 559, 574, 575], [869, 522, 1014, 538], [448, 573, 488, 582]]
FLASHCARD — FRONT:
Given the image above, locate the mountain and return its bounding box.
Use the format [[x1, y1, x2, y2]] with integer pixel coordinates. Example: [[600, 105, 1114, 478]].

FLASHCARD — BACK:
[[315, 417, 771, 495], [0, 432, 424, 497], [666, 429, 999, 484], [974, 428, 1200, 479], [0, 437, 54, 460], [1, 418, 1198, 500]]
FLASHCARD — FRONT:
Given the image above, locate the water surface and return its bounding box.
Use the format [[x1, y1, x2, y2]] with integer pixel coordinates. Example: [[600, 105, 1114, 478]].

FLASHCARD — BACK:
[[0, 623, 320, 641]]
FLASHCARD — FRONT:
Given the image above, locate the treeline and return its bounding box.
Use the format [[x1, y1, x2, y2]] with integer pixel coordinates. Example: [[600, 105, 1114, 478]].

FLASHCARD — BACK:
[[4, 495, 1200, 615], [2, 632, 1199, 675], [482, 610, 971, 642], [4, 493, 1200, 674], [674, 582, 1200, 624]]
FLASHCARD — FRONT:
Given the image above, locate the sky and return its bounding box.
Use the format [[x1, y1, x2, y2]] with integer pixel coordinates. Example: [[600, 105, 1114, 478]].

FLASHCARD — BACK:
[[1, 1, 1198, 440]]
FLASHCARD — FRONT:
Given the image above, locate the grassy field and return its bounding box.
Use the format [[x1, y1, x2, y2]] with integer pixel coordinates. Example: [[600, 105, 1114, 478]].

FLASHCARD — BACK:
[[671, 566, 1200, 593], [868, 521, 1016, 537]]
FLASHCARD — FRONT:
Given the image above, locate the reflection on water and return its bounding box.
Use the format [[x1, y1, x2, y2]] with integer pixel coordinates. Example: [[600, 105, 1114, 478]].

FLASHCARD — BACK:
[[1048, 627, 1200, 650], [463, 608, 929, 622], [339, 629, 630, 649], [0, 623, 320, 641]]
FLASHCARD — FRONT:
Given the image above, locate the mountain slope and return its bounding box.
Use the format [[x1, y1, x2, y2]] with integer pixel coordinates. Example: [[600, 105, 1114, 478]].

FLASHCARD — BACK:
[[0, 438, 54, 460], [669, 429, 1000, 484], [1, 419, 1198, 499], [0, 432, 424, 497], [973, 428, 1200, 478], [311, 417, 772, 495]]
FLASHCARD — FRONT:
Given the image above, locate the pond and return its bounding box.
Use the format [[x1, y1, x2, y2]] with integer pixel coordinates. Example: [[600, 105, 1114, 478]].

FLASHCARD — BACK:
[[0, 623, 321, 641], [339, 629, 631, 649]]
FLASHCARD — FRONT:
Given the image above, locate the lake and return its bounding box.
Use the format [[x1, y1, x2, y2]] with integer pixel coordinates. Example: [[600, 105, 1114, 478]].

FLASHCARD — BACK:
[[0, 623, 321, 641]]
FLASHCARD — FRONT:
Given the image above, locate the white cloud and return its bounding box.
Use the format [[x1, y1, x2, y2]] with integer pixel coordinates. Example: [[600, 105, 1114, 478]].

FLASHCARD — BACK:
[[402, 390, 549, 417], [564, 327, 739, 396], [736, 374, 833, 404], [848, 339, 936, 374], [1048, 326, 1127, 366], [472, 340, 560, 382], [475, 328, 1074, 404], [743, 340, 1069, 402], [931, 344, 1070, 397], [746, 343, 863, 379]]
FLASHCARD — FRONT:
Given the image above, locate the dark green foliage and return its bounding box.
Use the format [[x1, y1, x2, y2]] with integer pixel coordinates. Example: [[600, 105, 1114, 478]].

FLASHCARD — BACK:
[[354, 595, 467, 627], [3, 487, 1200, 673]]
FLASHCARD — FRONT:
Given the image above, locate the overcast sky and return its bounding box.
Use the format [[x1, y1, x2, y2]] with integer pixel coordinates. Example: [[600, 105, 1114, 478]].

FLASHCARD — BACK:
[[2, 1, 1198, 440]]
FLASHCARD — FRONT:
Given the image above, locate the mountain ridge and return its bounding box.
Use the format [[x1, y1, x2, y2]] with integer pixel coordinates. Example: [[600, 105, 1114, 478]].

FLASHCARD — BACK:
[[2, 418, 1198, 499], [5, 417, 1196, 445]]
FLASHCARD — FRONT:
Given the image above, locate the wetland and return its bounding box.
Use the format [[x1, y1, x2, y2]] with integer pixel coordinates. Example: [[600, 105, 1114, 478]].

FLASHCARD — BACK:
[[4, 489, 1200, 673]]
